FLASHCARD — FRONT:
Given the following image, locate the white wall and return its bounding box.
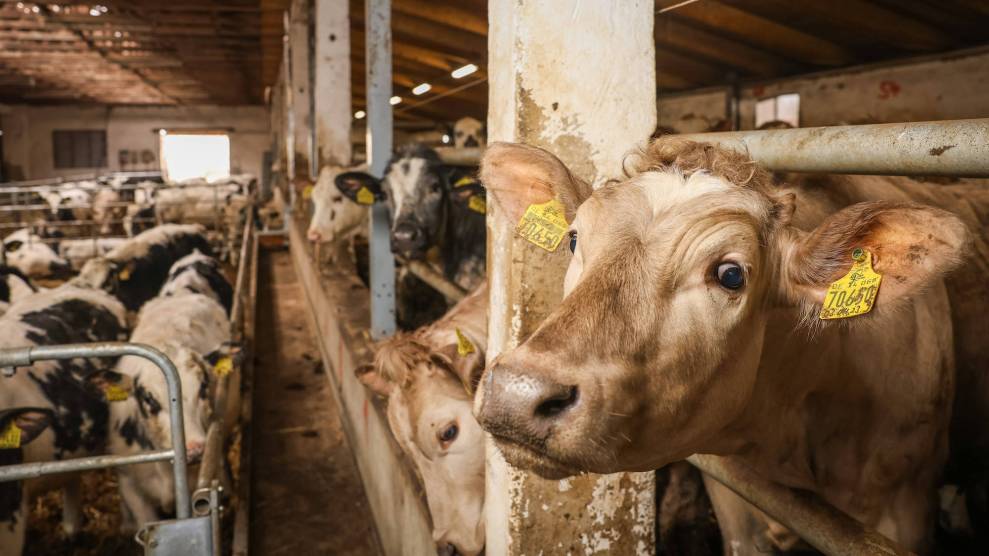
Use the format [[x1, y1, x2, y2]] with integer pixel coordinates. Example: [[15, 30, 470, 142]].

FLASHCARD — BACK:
[[0, 104, 269, 181], [659, 48, 989, 132]]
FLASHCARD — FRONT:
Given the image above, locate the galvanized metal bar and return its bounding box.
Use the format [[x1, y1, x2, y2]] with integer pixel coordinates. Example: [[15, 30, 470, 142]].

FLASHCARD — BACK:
[[0, 342, 191, 519], [680, 118, 989, 177], [688, 455, 910, 556], [365, 0, 396, 339], [0, 450, 174, 482]]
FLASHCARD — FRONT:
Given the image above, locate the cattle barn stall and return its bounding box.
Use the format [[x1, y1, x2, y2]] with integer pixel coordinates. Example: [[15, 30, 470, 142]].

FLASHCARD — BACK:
[[1, 0, 989, 555]]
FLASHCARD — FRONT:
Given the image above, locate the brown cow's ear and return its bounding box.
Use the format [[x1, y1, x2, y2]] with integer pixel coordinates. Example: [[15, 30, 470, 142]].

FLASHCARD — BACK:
[[480, 142, 592, 224], [355, 363, 394, 398], [784, 201, 969, 318], [434, 343, 485, 395]]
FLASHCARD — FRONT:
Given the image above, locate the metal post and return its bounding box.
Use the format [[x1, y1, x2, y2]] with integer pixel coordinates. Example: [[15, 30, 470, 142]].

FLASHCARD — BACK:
[[365, 0, 396, 339], [485, 0, 657, 553], [0, 342, 191, 519], [680, 118, 989, 177]]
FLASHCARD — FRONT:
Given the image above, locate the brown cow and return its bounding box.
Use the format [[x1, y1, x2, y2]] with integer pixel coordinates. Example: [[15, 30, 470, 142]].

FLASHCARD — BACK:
[[473, 138, 989, 554], [357, 284, 488, 556]]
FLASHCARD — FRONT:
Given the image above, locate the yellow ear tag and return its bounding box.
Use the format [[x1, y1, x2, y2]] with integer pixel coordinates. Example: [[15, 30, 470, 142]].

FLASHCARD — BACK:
[[516, 199, 568, 252], [819, 248, 883, 320], [356, 186, 375, 205], [454, 176, 477, 188], [118, 266, 131, 281], [302, 185, 314, 200], [105, 384, 130, 402], [455, 328, 475, 357], [213, 356, 234, 377], [0, 421, 22, 449], [468, 195, 486, 215]]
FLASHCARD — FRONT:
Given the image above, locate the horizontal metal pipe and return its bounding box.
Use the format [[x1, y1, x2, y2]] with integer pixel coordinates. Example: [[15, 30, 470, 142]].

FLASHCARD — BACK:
[[435, 146, 483, 167], [679, 118, 989, 177], [687, 454, 910, 556], [398, 257, 467, 302], [0, 450, 174, 482]]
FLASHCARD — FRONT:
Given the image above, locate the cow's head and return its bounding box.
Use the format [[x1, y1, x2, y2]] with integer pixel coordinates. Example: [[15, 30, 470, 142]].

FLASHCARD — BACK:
[[2, 229, 71, 278], [357, 333, 486, 556], [306, 165, 380, 244], [380, 146, 449, 259], [473, 139, 970, 478], [453, 117, 486, 149]]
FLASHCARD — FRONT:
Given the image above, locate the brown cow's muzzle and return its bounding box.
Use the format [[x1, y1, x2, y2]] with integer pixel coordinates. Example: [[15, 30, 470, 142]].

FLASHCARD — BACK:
[[474, 362, 585, 479]]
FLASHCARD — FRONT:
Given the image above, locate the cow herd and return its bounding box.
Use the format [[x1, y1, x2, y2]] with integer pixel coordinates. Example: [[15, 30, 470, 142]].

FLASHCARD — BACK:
[[0, 223, 238, 555], [307, 133, 989, 555]]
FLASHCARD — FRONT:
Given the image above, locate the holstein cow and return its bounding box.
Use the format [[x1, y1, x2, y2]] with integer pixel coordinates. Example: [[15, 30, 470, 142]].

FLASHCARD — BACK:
[[72, 224, 213, 311], [452, 117, 486, 149], [357, 284, 488, 556], [159, 250, 234, 314], [89, 287, 231, 531], [92, 188, 126, 235], [58, 238, 127, 271], [0, 408, 54, 556], [473, 139, 989, 554], [0, 266, 37, 316], [339, 144, 487, 290], [38, 185, 92, 223], [2, 228, 72, 278], [0, 286, 129, 550]]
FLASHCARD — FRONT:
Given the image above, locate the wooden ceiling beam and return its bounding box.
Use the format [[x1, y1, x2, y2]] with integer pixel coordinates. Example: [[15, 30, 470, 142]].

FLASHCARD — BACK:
[[391, 0, 486, 36], [655, 16, 800, 78]]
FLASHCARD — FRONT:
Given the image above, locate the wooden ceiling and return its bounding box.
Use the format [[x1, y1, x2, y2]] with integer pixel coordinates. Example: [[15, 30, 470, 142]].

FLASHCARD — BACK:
[[1, 1, 987, 120]]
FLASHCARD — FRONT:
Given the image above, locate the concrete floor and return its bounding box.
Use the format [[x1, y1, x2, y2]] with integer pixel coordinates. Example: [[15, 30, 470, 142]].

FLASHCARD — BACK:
[[250, 249, 380, 556]]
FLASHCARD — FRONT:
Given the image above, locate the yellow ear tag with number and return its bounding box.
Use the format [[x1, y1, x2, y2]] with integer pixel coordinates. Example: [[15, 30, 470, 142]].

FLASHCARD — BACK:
[[105, 384, 130, 402], [302, 185, 314, 200], [468, 195, 486, 215], [455, 328, 475, 357], [0, 421, 22, 449], [454, 176, 477, 188], [213, 356, 234, 377], [819, 248, 882, 320], [356, 186, 375, 205], [516, 199, 568, 252]]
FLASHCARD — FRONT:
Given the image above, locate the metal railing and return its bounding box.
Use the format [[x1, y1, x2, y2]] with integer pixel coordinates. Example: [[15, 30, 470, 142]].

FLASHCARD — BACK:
[[0, 342, 192, 519]]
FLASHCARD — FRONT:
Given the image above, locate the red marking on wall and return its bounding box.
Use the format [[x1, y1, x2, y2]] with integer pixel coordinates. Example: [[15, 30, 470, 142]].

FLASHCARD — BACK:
[[363, 398, 369, 436], [878, 80, 901, 100]]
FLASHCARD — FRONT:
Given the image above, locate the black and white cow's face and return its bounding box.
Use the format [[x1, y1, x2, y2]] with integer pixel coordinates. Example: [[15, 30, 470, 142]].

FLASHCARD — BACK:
[[383, 147, 447, 259], [3, 229, 72, 278], [453, 117, 485, 149]]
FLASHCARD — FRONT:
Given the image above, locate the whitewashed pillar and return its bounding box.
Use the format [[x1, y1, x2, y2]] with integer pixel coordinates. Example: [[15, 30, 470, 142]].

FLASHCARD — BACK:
[[485, 1, 657, 554], [313, 0, 352, 168], [289, 0, 312, 178]]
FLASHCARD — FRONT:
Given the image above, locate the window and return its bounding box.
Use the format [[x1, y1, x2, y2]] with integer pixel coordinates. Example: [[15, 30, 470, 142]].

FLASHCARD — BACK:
[[52, 129, 107, 169], [159, 132, 230, 182], [754, 93, 800, 129]]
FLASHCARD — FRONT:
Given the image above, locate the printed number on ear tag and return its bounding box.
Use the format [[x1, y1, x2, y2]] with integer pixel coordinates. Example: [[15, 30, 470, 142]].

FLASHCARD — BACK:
[[356, 186, 375, 205], [214, 356, 234, 377], [455, 328, 475, 356], [0, 421, 21, 449], [516, 199, 568, 252], [468, 195, 486, 215], [302, 185, 314, 200], [819, 248, 883, 320], [105, 384, 130, 402]]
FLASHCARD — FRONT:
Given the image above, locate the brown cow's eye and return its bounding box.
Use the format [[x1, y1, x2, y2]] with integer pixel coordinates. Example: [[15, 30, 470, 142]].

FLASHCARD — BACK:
[[439, 423, 459, 445], [715, 262, 745, 290]]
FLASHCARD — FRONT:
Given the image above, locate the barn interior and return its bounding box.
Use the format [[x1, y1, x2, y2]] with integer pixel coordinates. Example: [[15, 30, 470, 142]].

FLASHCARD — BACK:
[[0, 1, 987, 555]]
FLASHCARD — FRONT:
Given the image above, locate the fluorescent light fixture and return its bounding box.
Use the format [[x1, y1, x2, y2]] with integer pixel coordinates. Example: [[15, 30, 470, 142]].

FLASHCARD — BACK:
[[441, 134, 450, 144], [412, 83, 431, 96], [158, 129, 168, 136], [451, 63, 478, 79], [389, 96, 402, 105], [354, 110, 366, 120]]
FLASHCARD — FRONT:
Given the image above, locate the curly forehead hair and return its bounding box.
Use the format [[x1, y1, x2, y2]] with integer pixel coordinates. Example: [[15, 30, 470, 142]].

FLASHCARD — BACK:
[[623, 136, 776, 193], [372, 333, 435, 386]]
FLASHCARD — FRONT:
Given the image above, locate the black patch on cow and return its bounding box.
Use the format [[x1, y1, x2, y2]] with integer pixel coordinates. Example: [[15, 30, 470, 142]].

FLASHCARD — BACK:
[[132, 378, 161, 417], [198, 372, 211, 400], [0, 449, 24, 523], [18, 298, 127, 458], [106, 230, 213, 311], [118, 417, 155, 451], [0, 265, 36, 303], [164, 258, 233, 314]]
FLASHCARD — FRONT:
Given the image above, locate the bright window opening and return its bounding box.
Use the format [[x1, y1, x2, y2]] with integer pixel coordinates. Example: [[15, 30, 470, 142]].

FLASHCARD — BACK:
[[159, 132, 230, 182], [755, 93, 800, 129]]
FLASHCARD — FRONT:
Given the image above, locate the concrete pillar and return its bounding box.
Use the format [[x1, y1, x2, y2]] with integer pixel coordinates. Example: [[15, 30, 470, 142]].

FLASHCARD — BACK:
[[313, 0, 352, 168], [289, 0, 312, 179], [282, 11, 295, 182], [485, 1, 657, 554]]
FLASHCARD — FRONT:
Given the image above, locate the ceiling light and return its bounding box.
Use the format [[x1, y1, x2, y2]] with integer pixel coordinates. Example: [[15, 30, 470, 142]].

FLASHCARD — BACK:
[[389, 96, 401, 105], [50, 5, 60, 12], [441, 134, 450, 144], [15, 3, 24, 9], [451, 63, 478, 79], [354, 110, 366, 120], [158, 129, 167, 136], [31, 5, 40, 12], [114, 31, 122, 38], [412, 83, 431, 96]]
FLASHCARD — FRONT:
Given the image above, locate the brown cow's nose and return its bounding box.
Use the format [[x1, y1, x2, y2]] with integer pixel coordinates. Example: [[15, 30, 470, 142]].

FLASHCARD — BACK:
[[476, 365, 578, 443]]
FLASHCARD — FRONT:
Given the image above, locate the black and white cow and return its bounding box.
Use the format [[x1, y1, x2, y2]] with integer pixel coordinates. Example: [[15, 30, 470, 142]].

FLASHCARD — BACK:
[[72, 224, 213, 311], [452, 117, 486, 149], [0, 266, 37, 316], [0, 407, 54, 556], [159, 250, 234, 314], [0, 286, 128, 546], [339, 144, 486, 290], [2, 228, 72, 278]]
